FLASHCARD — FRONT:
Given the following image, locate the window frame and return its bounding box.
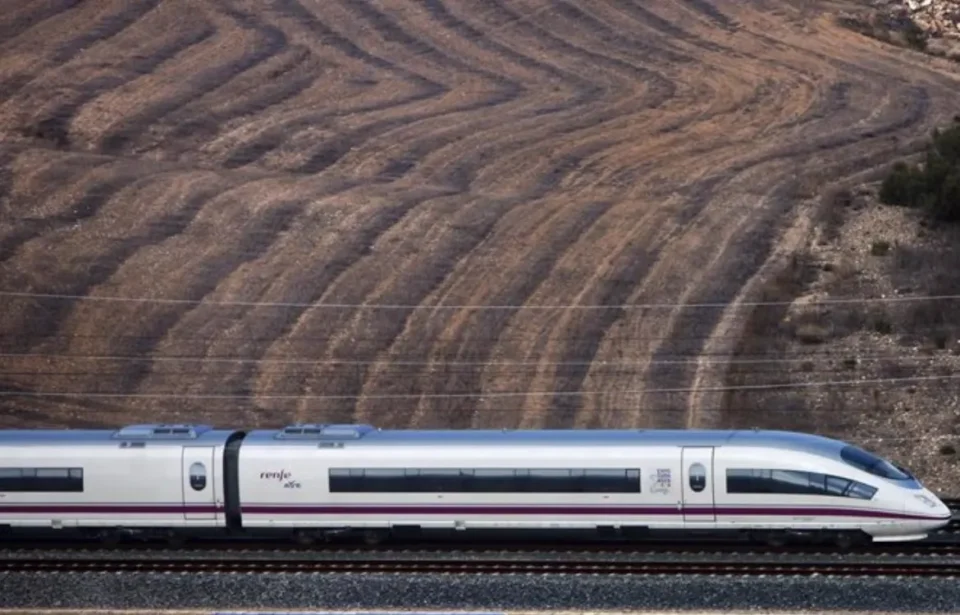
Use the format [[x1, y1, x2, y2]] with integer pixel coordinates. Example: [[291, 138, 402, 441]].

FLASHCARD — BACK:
[[725, 468, 877, 500], [328, 467, 642, 494], [839, 445, 914, 482], [0, 467, 84, 493], [688, 462, 707, 493]]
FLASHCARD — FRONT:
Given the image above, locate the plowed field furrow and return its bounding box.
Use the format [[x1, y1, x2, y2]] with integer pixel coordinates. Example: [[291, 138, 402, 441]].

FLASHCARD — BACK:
[[46, 1, 164, 66], [1, 0, 959, 433], [1, 17, 217, 148], [0, 161, 143, 265], [418, 0, 598, 93], [637, 84, 931, 413], [0, 1, 82, 45], [93, 6, 289, 155], [145, 185, 455, 424], [0, 2, 162, 108], [274, 0, 444, 92], [679, 0, 740, 31]]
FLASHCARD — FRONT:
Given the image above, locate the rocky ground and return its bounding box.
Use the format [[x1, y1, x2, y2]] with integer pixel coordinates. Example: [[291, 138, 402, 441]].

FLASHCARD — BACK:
[[722, 170, 960, 495], [720, 1, 960, 496], [2, 572, 960, 612], [838, 0, 960, 58]]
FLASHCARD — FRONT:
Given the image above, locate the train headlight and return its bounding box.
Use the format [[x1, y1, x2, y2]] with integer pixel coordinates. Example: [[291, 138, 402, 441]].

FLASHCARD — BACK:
[[914, 494, 938, 508]]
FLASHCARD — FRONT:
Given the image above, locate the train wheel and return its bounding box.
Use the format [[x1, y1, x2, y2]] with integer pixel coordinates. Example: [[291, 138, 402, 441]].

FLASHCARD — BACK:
[[361, 529, 389, 546], [752, 531, 788, 547], [831, 532, 862, 550], [293, 531, 316, 546], [101, 531, 121, 546]]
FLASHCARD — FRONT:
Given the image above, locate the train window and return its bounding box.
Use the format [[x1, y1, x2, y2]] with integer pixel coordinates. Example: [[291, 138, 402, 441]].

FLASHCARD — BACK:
[[772, 470, 817, 495], [846, 481, 879, 500], [327, 467, 642, 493], [585, 469, 637, 493], [471, 468, 516, 492], [328, 468, 357, 491], [726, 468, 877, 500], [839, 446, 912, 481], [689, 463, 707, 492], [365, 468, 404, 492], [421, 468, 466, 492], [35, 468, 68, 478], [0, 467, 83, 492], [189, 462, 207, 491], [529, 469, 573, 492], [824, 474, 852, 496]]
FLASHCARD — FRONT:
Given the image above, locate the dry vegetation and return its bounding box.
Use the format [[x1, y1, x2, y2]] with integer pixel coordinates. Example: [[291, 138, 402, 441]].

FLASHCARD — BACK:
[[722, 128, 960, 495], [2, 1, 960, 489]]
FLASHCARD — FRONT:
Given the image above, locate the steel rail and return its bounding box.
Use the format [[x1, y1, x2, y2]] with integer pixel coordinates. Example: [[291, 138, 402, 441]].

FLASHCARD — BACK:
[[2, 557, 960, 576], [2, 539, 960, 557]]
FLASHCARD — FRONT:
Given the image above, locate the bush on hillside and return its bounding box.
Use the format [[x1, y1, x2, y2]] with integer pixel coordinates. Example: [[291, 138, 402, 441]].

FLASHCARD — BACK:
[[903, 21, 928, 51], [878, 121, 960, 222]]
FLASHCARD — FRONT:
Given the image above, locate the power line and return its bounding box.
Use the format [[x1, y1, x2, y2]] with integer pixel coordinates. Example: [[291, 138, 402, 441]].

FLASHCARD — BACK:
[[0, 406, 951, 447], [2, 373, 958, 401], [0, 404, 950, 443], [3, 289, 960, 310], [0, 352, 951, 368], [0, 368, 901, 379], [5, 324, 956, 347]]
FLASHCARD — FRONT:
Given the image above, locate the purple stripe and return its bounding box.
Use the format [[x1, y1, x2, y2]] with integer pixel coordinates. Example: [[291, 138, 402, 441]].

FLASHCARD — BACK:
[[0, 504, 949, 522], [0, 505, 220, 514], [240, 505, 950, 521]]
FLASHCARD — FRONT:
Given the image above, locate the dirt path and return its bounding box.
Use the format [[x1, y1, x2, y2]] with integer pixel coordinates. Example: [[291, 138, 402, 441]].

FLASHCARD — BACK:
[[1, 0, 959, 431]]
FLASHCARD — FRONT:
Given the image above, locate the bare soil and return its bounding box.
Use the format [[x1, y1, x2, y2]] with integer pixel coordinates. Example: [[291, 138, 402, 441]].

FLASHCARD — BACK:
[[2, 1, 960, 490]]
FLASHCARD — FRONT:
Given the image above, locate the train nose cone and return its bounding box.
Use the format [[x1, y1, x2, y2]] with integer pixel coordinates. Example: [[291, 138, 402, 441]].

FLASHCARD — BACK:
[[909, 491, 952, 528], [934, 498, 953, 523]]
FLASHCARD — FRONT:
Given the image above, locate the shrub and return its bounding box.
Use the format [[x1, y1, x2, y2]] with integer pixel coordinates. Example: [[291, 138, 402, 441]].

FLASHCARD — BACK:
[[870, 240, 891, 256], [903, 23, 928, 51], [879, 161, 921, 207], [878, 123, 960, 222]]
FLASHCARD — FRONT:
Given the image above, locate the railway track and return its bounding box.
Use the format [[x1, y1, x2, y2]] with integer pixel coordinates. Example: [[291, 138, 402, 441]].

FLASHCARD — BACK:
[[2, 557, 959, 577], [0, 540, 960, 557], [3, 542, 960, 567], [2, 538, 959, 557]]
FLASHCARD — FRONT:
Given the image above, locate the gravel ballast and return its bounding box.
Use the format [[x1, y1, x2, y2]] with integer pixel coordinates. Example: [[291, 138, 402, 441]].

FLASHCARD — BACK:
[[1, 573, 960, 612]]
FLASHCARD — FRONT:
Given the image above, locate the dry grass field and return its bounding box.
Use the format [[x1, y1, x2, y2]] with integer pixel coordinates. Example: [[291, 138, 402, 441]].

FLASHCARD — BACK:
[[2, 0, 960, 485]]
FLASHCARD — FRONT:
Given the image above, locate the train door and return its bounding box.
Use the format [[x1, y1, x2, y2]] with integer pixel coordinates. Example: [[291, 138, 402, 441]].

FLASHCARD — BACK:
[[182, 447, 217, 520], [681, 447, 716, 522]]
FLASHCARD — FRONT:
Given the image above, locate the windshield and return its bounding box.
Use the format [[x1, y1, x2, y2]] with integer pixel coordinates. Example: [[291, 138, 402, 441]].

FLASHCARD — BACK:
[[840, 445, 914, 481]]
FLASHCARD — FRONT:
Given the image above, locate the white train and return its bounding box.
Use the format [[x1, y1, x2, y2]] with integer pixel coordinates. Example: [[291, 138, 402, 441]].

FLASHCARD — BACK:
[[0, 423, 952, 547]]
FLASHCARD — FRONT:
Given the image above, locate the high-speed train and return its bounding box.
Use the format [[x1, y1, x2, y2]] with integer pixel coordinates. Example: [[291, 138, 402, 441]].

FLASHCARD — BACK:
[[0, 423, 952, 547]]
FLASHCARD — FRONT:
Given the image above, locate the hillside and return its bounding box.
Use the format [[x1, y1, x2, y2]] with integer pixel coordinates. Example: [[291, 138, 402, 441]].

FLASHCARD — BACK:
[[2, 1, 960, 489]]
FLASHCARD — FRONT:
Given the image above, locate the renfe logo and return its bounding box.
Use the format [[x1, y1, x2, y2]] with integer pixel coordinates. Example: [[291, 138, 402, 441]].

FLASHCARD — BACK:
[[259, 469, 301, 489], [260, 470, 291, 482]]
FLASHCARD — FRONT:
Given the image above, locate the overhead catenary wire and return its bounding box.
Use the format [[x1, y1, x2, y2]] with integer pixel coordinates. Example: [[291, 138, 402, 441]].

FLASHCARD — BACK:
[[2, 373, 959, 401], [5, 323, 958, 347], [1, 351, 955, 367], [3, 289, 960, 310]]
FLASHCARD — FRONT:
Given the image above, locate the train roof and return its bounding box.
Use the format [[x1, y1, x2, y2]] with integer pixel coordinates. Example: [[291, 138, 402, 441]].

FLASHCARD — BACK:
[[0, 424, 238, 446], [241, 425, 852, 458], [0, 424, 856, 459]]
